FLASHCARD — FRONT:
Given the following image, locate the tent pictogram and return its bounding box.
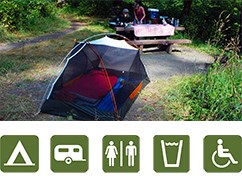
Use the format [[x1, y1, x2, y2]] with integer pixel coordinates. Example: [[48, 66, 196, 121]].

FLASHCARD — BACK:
[[0, 135, 39, 172], [4, 140, 35, 166]]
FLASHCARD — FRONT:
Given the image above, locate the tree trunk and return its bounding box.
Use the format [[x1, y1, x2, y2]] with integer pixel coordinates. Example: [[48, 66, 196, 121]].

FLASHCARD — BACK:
[[183, 0, 193, 17]]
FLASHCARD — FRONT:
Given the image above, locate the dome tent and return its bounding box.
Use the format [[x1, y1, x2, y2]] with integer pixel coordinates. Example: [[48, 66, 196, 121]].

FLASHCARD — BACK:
[[40, 34, 150, 120]]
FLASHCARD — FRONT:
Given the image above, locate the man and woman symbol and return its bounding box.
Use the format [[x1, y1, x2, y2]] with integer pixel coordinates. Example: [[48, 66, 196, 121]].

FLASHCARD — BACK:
[[105, 140, 137, 167]]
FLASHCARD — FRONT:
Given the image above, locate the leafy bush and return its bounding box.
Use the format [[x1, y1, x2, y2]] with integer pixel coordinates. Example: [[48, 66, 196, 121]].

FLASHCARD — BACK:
[[0, 0, 55, 31], [184, 0, 241, 44]]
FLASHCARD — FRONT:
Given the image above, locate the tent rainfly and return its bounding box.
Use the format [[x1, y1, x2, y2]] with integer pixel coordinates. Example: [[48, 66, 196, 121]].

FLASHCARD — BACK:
[[40, 34, 150, 120]]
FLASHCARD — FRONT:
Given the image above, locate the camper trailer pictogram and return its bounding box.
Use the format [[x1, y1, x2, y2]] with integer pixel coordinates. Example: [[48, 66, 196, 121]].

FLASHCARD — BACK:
[[54, 144, 86, 164]]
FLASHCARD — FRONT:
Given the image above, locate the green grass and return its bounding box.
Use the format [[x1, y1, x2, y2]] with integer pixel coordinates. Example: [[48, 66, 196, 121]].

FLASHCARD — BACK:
[[164, 34, 242, 120], [162, 60, 242, 121], [0, 16, 70, 43]]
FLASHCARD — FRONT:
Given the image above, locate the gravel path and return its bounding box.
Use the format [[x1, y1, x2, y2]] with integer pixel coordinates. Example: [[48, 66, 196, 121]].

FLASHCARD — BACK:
[[142, 45, 214, 80], [124, 45, 214, 120]]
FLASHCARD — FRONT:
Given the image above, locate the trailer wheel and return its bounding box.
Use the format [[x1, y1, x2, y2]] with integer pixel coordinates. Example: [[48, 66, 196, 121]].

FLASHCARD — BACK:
[[65, 157, 72, 164]]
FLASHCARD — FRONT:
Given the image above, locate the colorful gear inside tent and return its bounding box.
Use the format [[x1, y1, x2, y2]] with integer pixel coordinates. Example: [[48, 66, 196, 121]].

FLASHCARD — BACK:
[[40, 34, 150, 120]]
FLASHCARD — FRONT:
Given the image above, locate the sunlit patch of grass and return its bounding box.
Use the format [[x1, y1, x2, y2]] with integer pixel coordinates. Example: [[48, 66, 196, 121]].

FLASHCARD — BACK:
[[162, 60, 242, 121], [0, 16, 70, 43]]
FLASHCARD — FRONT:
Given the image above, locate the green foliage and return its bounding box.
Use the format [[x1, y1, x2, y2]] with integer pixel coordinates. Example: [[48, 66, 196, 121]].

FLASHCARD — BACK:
[[164, 57, 242, 121], [141, 0, 241, 44], [143, 0, 183, 18], [184, 0, 241, 44], [78, 0, 113, 17], [61, 0, 114, 17], [66, 0, 80, 7], [162, 26, 242, 121], [0, 0, 55, 31]]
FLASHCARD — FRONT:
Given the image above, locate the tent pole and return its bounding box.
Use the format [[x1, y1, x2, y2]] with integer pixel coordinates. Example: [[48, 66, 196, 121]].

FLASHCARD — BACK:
[[87, 43, 120, 120]]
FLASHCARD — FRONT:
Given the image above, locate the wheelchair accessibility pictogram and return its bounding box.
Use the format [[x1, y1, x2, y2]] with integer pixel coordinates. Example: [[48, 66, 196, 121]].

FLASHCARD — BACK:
[[212, 139, 238, 168], [204, 135, 242, 173]]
